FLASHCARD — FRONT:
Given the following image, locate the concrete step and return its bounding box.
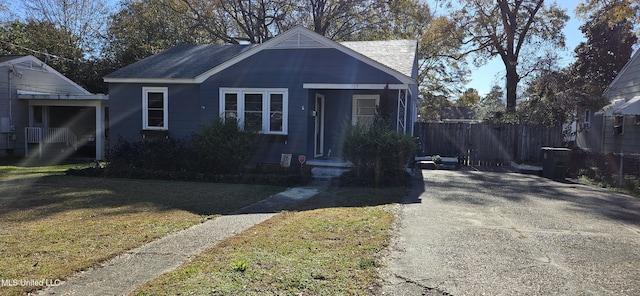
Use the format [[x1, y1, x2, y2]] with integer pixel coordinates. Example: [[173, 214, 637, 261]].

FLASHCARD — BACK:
[[311, 167, 351, 179]]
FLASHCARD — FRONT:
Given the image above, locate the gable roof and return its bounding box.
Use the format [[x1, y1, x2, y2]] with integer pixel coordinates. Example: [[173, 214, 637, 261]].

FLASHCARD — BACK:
[[0, 55, 27, 63], [0, 55, 95, 96], [104, 27, 417, 85]]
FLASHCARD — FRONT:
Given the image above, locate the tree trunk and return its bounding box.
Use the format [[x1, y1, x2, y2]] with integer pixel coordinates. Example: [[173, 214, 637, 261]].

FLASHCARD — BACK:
[[505, 63, 519, 113]]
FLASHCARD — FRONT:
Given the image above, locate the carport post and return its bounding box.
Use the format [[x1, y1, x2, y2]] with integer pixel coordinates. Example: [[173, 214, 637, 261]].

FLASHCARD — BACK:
[[95, 102, 105, 160]]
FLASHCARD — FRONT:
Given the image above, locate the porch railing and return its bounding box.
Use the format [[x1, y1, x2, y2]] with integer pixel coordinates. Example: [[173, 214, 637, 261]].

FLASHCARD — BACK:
[[25, 127, 78, 158]]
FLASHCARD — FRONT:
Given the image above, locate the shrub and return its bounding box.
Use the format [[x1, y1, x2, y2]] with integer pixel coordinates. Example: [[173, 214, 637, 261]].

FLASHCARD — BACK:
[[109, 136, 190, 172], [78, 121, 311, 185], [343, 117, 416, 187], [191, 118, 262, 174]]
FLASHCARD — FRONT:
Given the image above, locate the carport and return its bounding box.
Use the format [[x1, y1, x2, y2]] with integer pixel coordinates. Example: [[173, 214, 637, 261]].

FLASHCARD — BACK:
[[20, 91, 108, 159]]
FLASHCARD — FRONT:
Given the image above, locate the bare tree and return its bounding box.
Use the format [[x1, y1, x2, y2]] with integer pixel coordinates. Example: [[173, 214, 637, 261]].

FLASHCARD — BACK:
[[178, 0, 294, 44], [452, 0, 568, 112], [20, 0, 109, 56]]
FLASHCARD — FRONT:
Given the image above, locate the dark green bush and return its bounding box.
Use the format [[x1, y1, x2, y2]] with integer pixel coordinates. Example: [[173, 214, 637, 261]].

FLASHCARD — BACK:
[[343, 117, 416, 187], [191, 118, 262, 174], [109, 136, 190, 172]]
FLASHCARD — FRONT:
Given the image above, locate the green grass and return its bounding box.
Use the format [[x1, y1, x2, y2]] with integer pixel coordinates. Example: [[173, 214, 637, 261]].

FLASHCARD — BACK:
[[132, 186, 406, 296], [0, 162, 284, 296]]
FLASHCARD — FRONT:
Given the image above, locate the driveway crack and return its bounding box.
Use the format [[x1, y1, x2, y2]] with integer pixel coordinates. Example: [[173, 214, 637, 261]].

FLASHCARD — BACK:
[[392, 274, 454, 295]]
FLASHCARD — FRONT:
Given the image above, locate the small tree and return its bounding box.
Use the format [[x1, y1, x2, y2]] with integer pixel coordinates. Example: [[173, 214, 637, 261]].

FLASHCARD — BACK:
[[343, 117, 416, 187]]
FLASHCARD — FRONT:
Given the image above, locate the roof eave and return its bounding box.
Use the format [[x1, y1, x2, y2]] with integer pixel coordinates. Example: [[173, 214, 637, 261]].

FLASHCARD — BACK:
[[103, 77, 197, 84]]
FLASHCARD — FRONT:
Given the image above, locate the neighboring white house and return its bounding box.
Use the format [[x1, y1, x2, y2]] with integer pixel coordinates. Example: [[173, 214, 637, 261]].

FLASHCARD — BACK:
[[576, 49, 640, 154], [0, 55, 108, 159]]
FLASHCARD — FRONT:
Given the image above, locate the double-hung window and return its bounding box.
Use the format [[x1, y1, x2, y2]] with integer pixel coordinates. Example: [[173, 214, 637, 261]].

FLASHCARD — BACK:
[[220, 88, 288, 134], [142, 87, 168, 130]]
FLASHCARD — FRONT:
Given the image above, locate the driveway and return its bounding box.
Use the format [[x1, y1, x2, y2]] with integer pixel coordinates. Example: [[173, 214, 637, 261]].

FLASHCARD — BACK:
[[382, 169, 640, 295]]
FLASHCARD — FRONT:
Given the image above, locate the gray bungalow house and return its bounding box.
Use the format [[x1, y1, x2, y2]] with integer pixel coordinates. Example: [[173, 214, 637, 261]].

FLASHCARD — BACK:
[[576, 49, 640, 154], [0, 55, 108, 160], [104, 26, 418, 167]]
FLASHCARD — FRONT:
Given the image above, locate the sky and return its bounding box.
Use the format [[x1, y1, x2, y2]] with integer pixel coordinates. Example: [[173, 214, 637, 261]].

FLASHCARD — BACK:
[[464, 0, 586, 96]]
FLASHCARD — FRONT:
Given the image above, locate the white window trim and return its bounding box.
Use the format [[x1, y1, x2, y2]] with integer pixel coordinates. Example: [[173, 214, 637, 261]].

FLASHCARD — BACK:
[[352, 94, 380, 125], [142, 87, 168, 130], [219, 88, 288, 135]]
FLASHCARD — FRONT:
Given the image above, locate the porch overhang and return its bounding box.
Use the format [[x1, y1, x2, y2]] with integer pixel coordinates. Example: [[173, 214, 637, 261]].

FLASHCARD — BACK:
[[595, 98, 625, 116], [303, 83, 409, 90], [612, 96, 640, 115], [18, 90, 108, 102]]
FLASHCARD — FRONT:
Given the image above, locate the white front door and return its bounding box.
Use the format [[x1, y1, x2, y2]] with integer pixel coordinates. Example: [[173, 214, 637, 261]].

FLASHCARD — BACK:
[[314, 93, 325, 157]]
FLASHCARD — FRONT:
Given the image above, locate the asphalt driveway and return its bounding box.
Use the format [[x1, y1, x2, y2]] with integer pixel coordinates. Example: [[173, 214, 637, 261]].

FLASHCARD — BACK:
[[382, 168, 640, 295]]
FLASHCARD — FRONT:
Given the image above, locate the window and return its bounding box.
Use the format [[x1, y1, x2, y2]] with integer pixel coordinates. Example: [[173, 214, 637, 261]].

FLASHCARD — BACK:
[[223, 93, 238, 119], [584, 109, 590, 126], [352, 95, 380, 126], [614, 115, 624, 135], [220, 88, 288, 134], [142, 87, 168, 130]]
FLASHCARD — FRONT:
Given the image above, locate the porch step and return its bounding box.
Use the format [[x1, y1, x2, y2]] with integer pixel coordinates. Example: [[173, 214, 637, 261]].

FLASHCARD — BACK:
[[307, 158, 353, 179], [311, 167, 351, 179]]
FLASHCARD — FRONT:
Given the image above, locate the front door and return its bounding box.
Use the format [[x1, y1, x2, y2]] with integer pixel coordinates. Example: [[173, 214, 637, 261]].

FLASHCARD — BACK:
[[314, 93, 325, 157]]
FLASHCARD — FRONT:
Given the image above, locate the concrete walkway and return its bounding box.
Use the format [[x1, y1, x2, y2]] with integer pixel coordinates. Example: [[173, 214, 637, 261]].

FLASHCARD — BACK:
[[37, 180, 328, 296], [381, 169, 640, 295]]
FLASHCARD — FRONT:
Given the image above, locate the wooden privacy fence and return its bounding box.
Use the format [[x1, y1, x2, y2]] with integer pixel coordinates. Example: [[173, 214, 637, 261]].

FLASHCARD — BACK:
[[415, 122, 563, 166]]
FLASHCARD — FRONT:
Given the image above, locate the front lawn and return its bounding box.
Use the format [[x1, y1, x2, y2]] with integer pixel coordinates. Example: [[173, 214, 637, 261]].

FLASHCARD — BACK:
[[0, 163, 283, 296], [132, 187, 406, 295]]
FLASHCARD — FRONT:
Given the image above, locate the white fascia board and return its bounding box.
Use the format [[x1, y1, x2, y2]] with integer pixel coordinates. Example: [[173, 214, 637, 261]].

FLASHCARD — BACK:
[[303, 83, 409, 90], [103, 77, 196, 84], [26, 99, 107, 107], [18, 93, 109, 101]]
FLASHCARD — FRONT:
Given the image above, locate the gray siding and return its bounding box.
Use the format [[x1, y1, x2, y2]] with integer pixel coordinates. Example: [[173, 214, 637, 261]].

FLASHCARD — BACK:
[[108, 83, 201, 142], [605, 51, 640, 101], [602, 115, 640, 153], [598, 51, 640, 154], [215, 48, 403, 85], [108, 84, 142, 142]]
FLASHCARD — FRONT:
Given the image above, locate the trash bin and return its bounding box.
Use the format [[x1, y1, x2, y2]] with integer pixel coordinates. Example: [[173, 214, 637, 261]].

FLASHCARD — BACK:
[[540, 147, 571, 179]]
